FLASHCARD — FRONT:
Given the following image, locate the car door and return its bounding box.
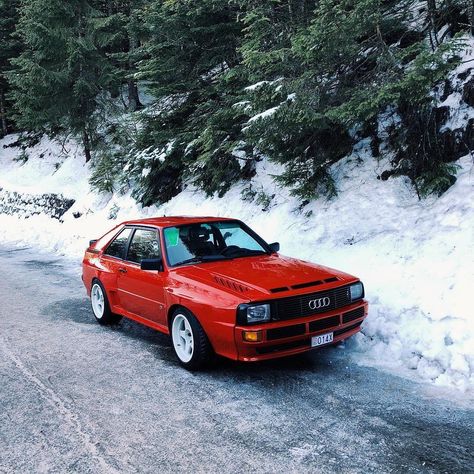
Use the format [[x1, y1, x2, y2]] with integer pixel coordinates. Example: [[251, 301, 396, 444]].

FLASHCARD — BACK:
[[116, 227, 167, 326], [100, 227, 134, 311]]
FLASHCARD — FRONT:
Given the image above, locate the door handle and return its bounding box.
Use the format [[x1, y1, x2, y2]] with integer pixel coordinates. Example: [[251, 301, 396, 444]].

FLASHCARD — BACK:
[[118, 268, 127, 274]]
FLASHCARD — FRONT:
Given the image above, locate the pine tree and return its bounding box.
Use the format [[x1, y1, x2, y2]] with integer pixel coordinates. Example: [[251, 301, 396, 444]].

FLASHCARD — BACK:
[[129, 0, 246, 203], [240, 0, 315, 80], [1, 0, 468, 201], [9, 0, 115, 161], [0, 0, 21, 137], [93, 0, 146, 111], [241, 0, 463, 199], [138, 0, 241, 95]]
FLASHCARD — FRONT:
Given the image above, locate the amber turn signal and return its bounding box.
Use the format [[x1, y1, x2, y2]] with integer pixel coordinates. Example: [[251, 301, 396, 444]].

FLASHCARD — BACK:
[[242, 330, 263, 342]]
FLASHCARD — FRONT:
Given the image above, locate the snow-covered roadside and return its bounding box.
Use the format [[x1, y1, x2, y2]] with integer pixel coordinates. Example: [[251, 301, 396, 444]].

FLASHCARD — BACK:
[[0, 133, 473, 394]]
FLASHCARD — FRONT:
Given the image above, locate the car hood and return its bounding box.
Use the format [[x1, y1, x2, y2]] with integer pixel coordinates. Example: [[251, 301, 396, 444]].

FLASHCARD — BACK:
[[172, 253, 358, 301]]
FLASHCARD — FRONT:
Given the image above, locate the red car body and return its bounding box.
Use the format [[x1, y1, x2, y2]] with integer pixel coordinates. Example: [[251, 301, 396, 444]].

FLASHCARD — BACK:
[[82, 216, 368, 362]]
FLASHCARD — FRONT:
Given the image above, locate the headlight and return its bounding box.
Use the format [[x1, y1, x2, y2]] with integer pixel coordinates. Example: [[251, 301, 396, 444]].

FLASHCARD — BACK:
[[237, 303, 271, 324], [247, 304, 271, 323], [350, 282, 364, 301]]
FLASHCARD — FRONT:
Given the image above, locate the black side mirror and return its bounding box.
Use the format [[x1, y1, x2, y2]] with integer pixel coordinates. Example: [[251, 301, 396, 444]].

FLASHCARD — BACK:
[[89, 239, 98, 247], [141, 258, 163, 272], [269, 242, 280, 253]]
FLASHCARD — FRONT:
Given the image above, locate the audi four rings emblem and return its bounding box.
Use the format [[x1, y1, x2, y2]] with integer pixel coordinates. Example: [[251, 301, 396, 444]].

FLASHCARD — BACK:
[[308, 297, 331, 310]]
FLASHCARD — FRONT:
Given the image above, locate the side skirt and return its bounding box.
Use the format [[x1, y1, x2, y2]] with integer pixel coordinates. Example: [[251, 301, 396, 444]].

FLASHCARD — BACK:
[[112, 305, 170, 336]]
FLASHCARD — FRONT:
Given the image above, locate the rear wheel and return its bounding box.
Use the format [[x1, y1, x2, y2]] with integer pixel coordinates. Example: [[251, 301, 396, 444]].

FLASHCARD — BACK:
[[170, 308, 212, 370], [91, 280, 122, 325]]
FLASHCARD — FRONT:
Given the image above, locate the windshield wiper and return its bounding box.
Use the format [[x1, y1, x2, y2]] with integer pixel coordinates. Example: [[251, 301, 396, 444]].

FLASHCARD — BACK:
[[242, 249, 267, 256], [224, 249, 267, 258], [174, 255, 231, 266]]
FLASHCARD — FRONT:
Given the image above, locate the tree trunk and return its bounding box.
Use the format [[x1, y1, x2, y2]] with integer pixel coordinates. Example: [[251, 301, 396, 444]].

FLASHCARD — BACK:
[[127, 30, 143, 111], [78, 3, 91, 164], [301, 0, 306, 20], [0, 88, 8, 137], [83, 129, 92, 163], [470, 0, 474, 36], [427, 0, 438, 50], [128, 80, 142, 111]]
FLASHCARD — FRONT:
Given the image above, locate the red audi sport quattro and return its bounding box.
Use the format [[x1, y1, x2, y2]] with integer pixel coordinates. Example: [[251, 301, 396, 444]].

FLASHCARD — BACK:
[[82, 217, 368, 370]]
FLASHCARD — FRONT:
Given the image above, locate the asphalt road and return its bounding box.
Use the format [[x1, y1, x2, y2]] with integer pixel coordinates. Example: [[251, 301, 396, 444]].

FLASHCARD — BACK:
[[0, 245, 472, 474]]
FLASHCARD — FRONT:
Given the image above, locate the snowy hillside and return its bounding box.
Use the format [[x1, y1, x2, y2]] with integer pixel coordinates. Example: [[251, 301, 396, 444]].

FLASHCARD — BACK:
[[0, 130, 472, 394]]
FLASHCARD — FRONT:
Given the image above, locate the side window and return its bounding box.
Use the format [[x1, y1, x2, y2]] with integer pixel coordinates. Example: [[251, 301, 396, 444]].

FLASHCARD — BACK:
[[104, 228, 133, 258], [127, 229, 161, 264]]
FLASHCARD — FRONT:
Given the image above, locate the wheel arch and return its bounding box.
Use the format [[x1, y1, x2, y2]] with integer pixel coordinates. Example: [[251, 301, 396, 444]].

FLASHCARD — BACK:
[[167, 304, 215, 352], [90, 275, 115, 307], [91, 276, 101, 285], [90, 275, 106, 292], [167, 304, 191, 331]]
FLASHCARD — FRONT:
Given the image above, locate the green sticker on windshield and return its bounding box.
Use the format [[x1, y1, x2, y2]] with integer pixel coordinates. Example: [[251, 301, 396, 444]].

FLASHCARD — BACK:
[[165, 227, 180, 247]]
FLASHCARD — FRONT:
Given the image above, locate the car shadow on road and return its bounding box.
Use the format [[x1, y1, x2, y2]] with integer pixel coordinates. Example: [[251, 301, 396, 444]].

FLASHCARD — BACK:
[[47, 296, 171, 342], [47, 296, 352, 379], [211, 346, 347, 379], [46, 297, 98, 326], [46, 296, 177, 359]]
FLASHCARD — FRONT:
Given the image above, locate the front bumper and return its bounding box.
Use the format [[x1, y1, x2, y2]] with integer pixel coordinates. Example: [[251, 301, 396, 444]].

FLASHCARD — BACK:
[[234, 300, 368, 361]]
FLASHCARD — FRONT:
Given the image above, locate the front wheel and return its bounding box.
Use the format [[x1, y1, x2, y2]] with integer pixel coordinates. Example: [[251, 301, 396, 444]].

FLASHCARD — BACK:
[[170, 308, 212, 370]]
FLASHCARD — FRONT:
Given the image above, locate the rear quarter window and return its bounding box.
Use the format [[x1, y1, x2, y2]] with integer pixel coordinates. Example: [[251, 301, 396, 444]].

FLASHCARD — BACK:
[[93, 225, 123, 250], [104, 228, 133, 259]]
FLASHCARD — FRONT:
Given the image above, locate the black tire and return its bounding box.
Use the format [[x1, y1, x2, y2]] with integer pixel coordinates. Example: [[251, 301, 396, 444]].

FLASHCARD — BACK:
[[170, 307, 213, 371], [90, 279, 122, 325]]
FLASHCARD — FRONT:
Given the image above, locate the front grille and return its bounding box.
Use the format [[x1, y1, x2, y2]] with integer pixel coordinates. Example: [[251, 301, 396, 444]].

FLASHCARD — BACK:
[[267, 324, 306, 341], [309, 315, 340, 333], [342, 307, 364, 324], [334, 322, 362, 338], [273, 285, 352, 321]]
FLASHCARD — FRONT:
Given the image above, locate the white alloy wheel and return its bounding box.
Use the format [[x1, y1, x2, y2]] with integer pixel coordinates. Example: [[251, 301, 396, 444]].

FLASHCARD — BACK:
[[91, 283, 105, 319], [172, 313, 195, 363]]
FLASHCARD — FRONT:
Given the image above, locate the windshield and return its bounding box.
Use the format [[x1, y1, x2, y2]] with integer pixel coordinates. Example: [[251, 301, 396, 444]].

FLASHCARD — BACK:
[[163, 221, 269, 267]]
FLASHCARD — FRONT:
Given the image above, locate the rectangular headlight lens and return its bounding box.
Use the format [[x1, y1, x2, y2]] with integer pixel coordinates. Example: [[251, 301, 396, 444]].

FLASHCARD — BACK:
[[247, 304, 271, 323], [350, 282, 364, 301]]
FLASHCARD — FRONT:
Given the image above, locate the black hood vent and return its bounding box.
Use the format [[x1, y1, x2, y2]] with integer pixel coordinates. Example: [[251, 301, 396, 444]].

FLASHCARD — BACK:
[[269, 277, 339, 294]]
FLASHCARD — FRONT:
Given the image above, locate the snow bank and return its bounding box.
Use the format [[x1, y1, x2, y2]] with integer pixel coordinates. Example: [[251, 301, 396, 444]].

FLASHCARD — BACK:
[[0, 132, 473, 393], [155, 146, 474, 393], [0, 134, 88, 198]]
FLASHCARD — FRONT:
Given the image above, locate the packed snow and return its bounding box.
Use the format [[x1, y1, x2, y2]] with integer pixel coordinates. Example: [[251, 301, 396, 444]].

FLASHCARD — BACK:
[[0, 132, 472, 394]]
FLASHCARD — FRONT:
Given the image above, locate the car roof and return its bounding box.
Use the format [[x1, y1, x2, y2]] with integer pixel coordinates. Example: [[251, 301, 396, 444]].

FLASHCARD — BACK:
[[122, 216, 236, 228]]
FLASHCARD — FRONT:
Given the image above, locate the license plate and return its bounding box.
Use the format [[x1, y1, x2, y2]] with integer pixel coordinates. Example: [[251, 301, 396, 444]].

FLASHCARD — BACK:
[[311, 332, 334, 347]]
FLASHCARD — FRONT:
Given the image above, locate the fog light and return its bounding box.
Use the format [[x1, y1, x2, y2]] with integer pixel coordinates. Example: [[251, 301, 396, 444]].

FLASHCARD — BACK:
[[243, 330, 262, 342]]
